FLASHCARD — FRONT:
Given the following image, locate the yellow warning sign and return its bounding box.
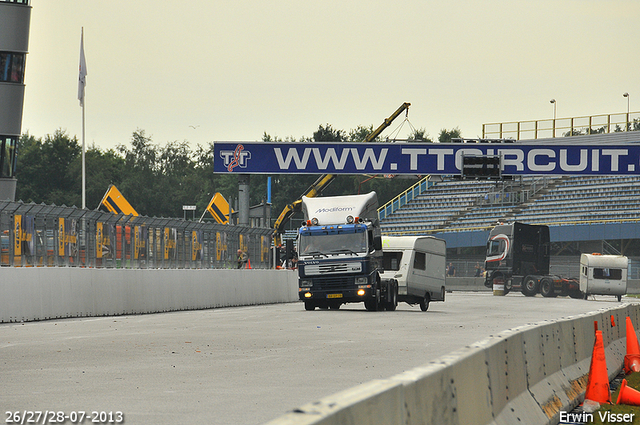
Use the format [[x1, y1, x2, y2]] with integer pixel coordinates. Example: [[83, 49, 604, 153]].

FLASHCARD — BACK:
[[99, 185, 139, 216], [206, 192, 232, 224]]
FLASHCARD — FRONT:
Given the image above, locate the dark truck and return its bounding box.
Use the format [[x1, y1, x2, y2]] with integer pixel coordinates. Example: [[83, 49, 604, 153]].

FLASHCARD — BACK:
[[483, 222, 581, 298], [296, 192, 397, 311]]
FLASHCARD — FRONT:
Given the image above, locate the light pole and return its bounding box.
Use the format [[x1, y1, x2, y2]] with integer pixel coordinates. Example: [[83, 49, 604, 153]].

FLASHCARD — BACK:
[[550, 99, 556, 137], [623, 93, 630, 131]]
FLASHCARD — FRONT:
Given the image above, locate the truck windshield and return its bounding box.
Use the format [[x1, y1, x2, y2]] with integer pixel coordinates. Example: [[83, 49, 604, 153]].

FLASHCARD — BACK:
[[299, 231, 368, 256], [487, 239, 505, 256]]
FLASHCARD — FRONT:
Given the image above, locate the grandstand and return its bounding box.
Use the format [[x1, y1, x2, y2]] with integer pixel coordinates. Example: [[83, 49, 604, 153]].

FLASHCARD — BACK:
[[379, 132, 640, 277], [382, 175, 640, 233]]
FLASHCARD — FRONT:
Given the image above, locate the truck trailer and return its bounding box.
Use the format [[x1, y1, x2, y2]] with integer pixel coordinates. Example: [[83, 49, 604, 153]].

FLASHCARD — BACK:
[[380, 236, 446, 311], [296, 192, 397, 311]]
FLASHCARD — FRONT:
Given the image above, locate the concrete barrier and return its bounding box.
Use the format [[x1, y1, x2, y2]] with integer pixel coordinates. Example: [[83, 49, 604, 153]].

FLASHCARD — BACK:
[[445, 277, 640, 294], [0, 267, 299, 323], [266, 304, 640, 425]]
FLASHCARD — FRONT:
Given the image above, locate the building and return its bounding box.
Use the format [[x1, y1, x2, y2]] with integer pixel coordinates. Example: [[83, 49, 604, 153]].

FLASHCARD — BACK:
[[0, 0, 31, 201]]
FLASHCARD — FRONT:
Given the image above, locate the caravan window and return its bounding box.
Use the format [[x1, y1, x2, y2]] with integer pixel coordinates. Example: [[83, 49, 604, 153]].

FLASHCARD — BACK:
[[414, 252, 426, 270], [383, 252, 402, 271], [593, 268, 622, 280]]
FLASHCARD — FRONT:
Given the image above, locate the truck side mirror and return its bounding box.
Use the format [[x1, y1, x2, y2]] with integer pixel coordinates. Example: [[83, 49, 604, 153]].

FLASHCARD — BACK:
[[373, 236, 382, 251]]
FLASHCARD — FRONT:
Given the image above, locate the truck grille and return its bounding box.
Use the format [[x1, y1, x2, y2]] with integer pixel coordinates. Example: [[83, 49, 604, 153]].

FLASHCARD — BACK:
[[305, 262, 362, 275], [314, 275, 354, 290]]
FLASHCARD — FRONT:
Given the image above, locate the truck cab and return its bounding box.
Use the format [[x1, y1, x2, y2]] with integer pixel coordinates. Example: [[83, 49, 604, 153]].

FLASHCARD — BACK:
[[297, 192, 396, 311], [484, 222, 550, 295]]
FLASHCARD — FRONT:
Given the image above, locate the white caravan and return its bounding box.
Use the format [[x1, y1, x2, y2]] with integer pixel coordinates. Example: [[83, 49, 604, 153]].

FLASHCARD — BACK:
[[580, 253, 628, 301], [380, 236, 446, 311]]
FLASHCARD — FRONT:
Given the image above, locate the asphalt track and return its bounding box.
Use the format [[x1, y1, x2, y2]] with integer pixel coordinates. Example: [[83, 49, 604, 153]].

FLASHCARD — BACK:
[[2, 292, 636, 425]]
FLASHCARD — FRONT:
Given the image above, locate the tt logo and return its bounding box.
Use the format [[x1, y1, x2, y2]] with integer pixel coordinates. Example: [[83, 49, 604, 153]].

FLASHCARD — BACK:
[[220, 144, 252, 172]]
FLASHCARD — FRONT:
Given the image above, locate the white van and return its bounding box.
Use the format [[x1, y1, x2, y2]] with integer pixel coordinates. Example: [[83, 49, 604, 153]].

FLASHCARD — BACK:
[[381, 236, 446, 311], [579, 253, 628, 301]]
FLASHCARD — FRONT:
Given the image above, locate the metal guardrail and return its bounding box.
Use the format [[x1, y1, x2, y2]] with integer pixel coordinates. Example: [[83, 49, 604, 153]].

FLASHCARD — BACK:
[[483, 111, 640, 140], [383, 216, 640, 236], [377, 175, 432, 220], [0, 200, 273, 269]]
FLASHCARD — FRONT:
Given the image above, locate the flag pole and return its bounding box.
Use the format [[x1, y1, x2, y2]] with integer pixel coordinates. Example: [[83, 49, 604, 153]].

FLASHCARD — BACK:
[[82, 83, 86, 210], [78, 27, 87, 209]]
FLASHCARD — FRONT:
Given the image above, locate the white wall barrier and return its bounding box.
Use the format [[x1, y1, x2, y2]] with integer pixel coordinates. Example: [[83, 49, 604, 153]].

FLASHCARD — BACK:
[[0, 268, 299, 323], [266, 304, 639, 425]]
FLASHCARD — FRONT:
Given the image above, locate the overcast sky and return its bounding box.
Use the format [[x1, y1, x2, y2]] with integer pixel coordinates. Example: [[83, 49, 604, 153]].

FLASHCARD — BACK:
[[21, 0, 640, 151]]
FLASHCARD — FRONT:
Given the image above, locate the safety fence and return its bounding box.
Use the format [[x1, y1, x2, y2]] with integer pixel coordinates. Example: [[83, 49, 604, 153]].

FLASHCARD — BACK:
[[483, 111, 640, 140], [0, 200, 273, 269]]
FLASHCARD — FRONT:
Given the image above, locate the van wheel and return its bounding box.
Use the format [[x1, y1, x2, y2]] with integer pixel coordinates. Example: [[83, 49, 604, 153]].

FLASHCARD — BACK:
[[304, 301, 315, 311], [617, 295, 622, 302], [540, 278, 556, 298], [521, 276, 539, 297], [420, 294, 430, 312], [441, 286, 446, 302]]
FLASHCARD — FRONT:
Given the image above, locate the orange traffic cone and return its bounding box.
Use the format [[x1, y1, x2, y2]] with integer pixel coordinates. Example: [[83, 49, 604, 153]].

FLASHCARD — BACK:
[[245, 258, 251, 269], [584, 330, 611, 405], [617, 379, 640, 406], [624, 317, 640, 374]]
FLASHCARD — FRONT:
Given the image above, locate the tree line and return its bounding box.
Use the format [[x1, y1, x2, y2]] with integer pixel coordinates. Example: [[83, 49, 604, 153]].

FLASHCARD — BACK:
[[15, 125, 461, 226], [17, 118, 640, 227]]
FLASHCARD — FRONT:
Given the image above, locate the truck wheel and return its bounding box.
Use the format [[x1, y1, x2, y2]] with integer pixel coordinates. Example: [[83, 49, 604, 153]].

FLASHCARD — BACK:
[[521, 276, 539, 297], [386, 283, 398, 311], [540, 278, 556, 298], [504, 279, 512, 295], [365, 274, 382, 311], [364, 299, 377, 311], [304, 301, 315, 311], [420, 294, 430, 312]]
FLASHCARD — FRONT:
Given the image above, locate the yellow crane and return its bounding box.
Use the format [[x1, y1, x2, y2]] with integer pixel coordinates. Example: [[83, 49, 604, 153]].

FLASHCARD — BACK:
[[273, 102, 410, 246]]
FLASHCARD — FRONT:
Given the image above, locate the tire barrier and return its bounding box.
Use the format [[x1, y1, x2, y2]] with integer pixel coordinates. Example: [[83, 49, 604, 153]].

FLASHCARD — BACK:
[[265, 304, 639, 425], [0, 267, 298, 323]]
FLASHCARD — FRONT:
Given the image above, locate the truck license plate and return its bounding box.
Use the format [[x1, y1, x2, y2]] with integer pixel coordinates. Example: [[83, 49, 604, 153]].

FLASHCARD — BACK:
[[327, 293, 343, 299]]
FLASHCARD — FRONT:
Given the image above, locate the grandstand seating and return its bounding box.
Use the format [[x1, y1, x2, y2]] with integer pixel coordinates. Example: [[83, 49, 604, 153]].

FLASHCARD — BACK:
[[380, 175, 640, 235]]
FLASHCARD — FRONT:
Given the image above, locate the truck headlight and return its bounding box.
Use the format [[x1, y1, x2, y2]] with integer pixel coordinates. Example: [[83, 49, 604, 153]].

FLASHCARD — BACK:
[[355, 277, 368, 285], [300, 279, 313, 288]]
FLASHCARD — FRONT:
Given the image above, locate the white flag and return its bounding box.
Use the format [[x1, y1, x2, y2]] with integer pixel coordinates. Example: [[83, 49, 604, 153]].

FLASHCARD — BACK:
[[78, 28, 87, 106]]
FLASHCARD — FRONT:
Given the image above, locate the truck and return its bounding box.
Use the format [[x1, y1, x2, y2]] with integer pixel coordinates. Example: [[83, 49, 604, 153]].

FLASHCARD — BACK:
[[483, 222, 582, 298], [380, 236, 446, 311], [580, 253, 628, 301], [297, 192, 398, 311]]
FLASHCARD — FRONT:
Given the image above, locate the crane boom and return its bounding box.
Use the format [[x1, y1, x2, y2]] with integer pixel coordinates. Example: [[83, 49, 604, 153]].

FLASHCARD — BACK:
[[273, 102, 410, 246], [363, 102, 411, 143]]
